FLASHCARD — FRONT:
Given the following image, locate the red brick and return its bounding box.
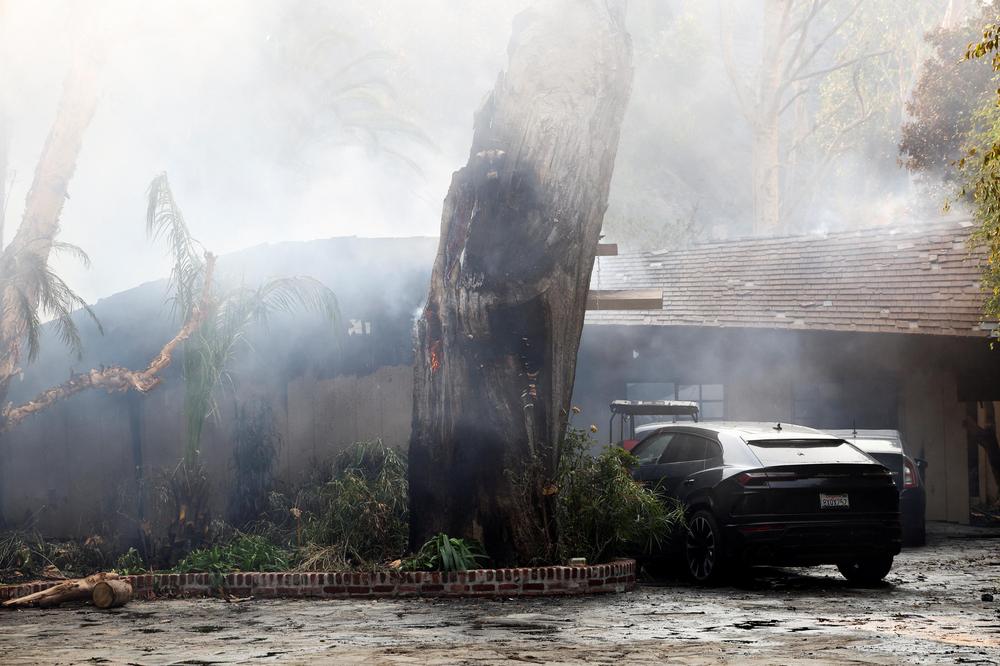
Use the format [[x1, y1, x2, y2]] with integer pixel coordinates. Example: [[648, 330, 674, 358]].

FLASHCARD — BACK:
[[471, 584, 496, 593], [498, 583, 519, 591], [523, 583, 544, 591], [372, 585, 396, 593], [420, 584, 444, 592], [323, 586, 347, 594]]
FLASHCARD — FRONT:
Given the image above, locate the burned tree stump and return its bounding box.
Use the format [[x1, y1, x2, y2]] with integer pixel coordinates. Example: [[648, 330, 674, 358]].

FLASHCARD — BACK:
[[409, 0, 632, 564]]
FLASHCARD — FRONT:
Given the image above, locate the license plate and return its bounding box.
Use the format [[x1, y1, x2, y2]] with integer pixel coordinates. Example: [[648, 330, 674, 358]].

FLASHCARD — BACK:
[[820, 493, 849, 509]]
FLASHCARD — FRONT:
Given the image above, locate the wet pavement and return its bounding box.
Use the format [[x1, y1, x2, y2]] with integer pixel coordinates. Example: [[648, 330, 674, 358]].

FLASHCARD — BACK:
[[1, 523, 998, 664]]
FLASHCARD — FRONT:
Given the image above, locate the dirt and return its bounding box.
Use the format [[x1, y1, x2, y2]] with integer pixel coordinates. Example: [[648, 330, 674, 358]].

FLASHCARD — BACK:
[[1, 523, 998, 665]]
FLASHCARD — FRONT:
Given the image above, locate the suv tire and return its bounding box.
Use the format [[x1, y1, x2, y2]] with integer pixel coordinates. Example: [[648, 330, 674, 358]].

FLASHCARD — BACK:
[[837, 555, 893, 585], [685, 509, 725, 584]]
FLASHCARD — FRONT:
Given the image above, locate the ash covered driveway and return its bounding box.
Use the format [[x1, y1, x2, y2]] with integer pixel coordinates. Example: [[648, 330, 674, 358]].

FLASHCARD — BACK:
[[2, 525, 998, 665]]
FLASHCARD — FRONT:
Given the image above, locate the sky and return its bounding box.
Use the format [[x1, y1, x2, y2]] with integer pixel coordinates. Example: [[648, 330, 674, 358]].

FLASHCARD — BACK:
[[1, 0, 530, 304]]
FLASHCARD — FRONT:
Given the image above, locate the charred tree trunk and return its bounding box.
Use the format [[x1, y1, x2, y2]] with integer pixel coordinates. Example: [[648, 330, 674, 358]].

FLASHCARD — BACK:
[[409, 0, 632, 565]]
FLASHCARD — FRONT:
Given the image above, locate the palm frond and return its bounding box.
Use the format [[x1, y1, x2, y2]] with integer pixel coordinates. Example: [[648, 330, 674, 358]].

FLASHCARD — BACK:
[[50, 241, 92, 269], [14, 290, 41, 362], [0, 247, 102, 361], [146, 173, 205, 318]]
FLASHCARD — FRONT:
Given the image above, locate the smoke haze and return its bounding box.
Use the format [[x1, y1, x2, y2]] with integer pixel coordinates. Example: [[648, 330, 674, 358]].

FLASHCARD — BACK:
[[0, 0, 974, 304]]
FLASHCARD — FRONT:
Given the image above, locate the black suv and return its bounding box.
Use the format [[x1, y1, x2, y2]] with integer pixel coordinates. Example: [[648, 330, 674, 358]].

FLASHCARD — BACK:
[[629, 422, 901, 584]]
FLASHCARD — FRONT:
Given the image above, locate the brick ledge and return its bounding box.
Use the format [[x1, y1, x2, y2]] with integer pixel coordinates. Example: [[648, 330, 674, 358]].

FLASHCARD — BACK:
[[0, 559, 635, 602]]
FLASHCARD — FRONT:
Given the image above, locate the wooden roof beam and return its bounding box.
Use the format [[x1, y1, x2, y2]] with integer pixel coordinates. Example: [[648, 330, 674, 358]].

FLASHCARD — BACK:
[[586, 289, 663, 311]]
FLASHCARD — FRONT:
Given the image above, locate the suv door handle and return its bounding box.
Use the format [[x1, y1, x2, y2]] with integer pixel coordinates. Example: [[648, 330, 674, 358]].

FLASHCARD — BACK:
[[683, 478, 695, 486]]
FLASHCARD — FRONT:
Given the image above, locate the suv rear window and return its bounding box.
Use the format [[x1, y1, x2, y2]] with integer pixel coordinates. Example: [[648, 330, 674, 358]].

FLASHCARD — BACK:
[[748, 439, 873, 466]]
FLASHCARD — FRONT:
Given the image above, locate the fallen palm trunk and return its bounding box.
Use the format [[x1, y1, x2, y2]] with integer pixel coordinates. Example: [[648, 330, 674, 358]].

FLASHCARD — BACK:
[[3, 572, 119, 608], [92, 579, 132, 608]]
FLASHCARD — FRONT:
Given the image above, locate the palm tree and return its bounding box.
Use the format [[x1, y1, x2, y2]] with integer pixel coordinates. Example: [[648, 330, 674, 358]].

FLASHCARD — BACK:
[[146, 174, 342, 464], [261, 2, 433, 172]]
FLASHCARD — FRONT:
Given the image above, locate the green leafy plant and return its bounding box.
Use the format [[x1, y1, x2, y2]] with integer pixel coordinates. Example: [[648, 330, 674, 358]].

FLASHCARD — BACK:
[[554, 427, 685, 564], [173, 534, 289, 573], [146, 174, 343, 465], [403, 533, 486, 572], [114, 547, 148, 575], [300, 440, 408, 567]]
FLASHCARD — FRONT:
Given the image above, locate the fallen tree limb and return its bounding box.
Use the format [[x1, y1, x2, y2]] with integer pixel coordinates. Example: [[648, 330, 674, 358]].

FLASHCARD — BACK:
[[92, 578, 132, 609], [0, 252, 215, 432], [3, 572, 119, 608]]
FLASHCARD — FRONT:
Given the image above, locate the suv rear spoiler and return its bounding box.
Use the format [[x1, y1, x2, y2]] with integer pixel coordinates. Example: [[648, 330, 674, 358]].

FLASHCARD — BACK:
[[608, 400, 699, 443]]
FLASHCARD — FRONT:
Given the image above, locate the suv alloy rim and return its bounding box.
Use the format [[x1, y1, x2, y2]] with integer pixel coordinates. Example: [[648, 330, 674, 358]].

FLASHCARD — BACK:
[[686, 515, 716, 580]]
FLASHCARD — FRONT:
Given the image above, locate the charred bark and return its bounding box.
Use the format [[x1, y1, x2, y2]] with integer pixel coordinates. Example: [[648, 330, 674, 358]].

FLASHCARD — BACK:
[[409, 0, 632, 565]]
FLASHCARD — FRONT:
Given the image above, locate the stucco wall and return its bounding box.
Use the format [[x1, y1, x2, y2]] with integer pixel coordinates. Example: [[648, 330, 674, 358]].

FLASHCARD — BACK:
[[0, 366, 414, 538], [573, 325, 995, 525]]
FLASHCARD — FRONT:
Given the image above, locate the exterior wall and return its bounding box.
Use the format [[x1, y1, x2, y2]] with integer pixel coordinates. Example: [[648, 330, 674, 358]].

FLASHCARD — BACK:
[[0, 366, 413, 538], [899, 366, 968, 522], [573, 325, 997, 525], [284, 365, 413, 479]]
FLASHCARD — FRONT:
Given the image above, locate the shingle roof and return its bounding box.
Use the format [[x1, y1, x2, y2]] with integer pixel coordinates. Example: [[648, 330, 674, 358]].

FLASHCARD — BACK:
[[586, 221, 993, 337]]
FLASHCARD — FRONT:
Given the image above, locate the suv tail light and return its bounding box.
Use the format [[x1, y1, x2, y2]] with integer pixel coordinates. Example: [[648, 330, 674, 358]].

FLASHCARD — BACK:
[[735, 471, 796, 486], [903, 458, 919, 489]]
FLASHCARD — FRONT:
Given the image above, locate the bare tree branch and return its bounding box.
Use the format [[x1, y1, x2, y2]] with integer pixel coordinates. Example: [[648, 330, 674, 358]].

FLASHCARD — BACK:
[[717, 0, 755, 124], [791, 50, 890, 83], [0, 252, 216, 432], [788, 0, 865, 82], [778, 85, 811, 116]]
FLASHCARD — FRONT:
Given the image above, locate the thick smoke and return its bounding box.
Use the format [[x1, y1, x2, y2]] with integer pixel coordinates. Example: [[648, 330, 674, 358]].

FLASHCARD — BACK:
[[0, 0, 978, 299]]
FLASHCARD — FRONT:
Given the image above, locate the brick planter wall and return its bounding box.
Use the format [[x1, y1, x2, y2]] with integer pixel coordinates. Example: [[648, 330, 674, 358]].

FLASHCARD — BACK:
[[0, 560, 635, 602]]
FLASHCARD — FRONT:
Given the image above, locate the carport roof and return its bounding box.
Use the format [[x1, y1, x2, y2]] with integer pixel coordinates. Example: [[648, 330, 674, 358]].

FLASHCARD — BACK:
[[586, 220, 992, 337]]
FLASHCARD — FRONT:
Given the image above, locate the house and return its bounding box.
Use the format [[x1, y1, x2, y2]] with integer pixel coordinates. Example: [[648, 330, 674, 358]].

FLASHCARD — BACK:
[[3, 221, 997, 537], [0, 236, 438, 536], [573, 220, 1000, 523]]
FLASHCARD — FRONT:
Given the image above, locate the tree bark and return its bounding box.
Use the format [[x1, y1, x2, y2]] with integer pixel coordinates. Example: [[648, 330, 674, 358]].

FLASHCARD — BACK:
[[408, 0, 632, 565], [91, 579, 133, 609], [3, 572, 119, 608], [0, 47, 102, 406]]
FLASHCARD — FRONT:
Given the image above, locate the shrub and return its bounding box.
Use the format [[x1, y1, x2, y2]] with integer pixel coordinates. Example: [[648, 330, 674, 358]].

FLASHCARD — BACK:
[[402, 533, 486, 572], [228, 401, 280, 528], [555, 427, 685, 564], [173, 533, 289, 573], [0, 531, 116, 580], [301, 440, 408, 566], [115, 547, 148, 575]]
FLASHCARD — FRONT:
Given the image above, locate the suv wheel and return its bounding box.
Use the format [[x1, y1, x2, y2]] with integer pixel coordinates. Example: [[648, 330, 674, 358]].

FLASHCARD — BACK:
[[837, 555, 893, 585], [685, 510, 724, 584]]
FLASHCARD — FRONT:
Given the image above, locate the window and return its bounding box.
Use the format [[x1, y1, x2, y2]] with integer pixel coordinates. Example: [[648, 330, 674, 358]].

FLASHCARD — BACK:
[[626, 382, 725, 423], [348, 319, 372, 336], [631, 433, 674, 465], [660, 435, 723, 467]]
